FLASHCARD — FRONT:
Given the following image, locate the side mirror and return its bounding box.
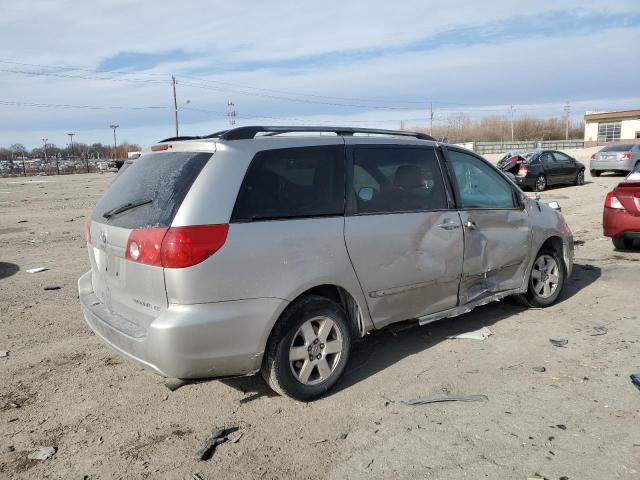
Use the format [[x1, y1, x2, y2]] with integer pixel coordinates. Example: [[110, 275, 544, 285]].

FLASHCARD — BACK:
[[547, 201, 561, 211], [358, 187, 374, 202]]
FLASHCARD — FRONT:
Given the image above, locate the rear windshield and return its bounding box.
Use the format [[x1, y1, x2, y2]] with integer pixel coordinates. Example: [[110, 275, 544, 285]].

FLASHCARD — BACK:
[[601, 144, 633, 152], [92, 152, 211, 229]]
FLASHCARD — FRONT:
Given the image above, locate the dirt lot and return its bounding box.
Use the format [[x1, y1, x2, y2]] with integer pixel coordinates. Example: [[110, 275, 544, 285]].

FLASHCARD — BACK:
[[1, 149, 639, 479]]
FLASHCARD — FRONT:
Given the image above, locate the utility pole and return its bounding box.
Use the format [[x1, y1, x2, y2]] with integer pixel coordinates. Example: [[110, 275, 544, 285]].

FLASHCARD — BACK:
[[509, 105, 515, 142], [227, 100, 236, 126], [564, 100, 571, 140], [429, 102, 434, 136], [172, 75, 179, 137], [110, 124, 119, 162]]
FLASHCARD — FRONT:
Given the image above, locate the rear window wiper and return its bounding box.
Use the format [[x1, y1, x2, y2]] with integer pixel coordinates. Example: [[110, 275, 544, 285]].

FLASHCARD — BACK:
[[102, 199, 153, 219]]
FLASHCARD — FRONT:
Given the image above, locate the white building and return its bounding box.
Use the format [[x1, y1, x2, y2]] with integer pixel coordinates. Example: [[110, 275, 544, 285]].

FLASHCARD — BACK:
[[584, 109, 640, 146]]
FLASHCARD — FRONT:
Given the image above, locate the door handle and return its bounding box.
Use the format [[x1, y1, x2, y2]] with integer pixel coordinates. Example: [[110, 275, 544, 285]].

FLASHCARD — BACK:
[[465, 219, 477, 230], [437, 222, 461, 230]]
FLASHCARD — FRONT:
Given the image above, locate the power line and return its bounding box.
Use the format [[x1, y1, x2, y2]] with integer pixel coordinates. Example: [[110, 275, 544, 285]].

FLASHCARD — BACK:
[[0, 100, 167, 110]]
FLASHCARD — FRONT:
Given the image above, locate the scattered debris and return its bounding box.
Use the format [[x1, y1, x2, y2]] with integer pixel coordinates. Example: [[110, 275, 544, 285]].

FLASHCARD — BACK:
[[338, 432, 349, 440], [26, 267, 47, 274], [448, 326, 493, 340], [310, 439, 328, 445], [402, 394, 488, 406], [27, 446, 56, 460], [556, 424, 567, 430], [549, 339, 568, 348], [0, 351, 8, 358], [192, 473, 205, 480], [194, 427, 238, 461], [590, 326, 608, 336], [1, 445, 15, 454], [526, 474, 548, 480], [533, 366, 546, 373], [630, 374, 640, 392], [44, 286, 61, 291], [573, 239, 585, 246], [164, 379, 190, 392], [17, 220, 28, 223]]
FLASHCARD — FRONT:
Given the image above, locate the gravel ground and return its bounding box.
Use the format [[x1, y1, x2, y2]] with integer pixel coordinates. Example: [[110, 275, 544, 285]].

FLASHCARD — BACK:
[[1, 149, 639, 479]]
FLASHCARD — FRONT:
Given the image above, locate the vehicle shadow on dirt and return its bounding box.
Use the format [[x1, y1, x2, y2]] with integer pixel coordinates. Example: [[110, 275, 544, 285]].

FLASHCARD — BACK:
[[221, 263, 601, 401], [0, 262, 19, 280], [331, 263, 601, 396]]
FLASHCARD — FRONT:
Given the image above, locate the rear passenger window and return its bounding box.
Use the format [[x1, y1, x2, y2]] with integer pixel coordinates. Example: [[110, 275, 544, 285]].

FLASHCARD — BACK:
[[352, 147, 448, 214], [448, 150, 516, 209], [231, 146, 345, 221]]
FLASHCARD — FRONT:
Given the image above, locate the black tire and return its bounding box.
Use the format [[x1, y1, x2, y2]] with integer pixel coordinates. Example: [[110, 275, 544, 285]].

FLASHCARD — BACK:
[[534, 174, 547, 192], [515, 248, 565, 308], [612, 236, 634, 250], [574, 169, 585, 185], [590, 170, 601, 177], [261, 295, 351, 401]]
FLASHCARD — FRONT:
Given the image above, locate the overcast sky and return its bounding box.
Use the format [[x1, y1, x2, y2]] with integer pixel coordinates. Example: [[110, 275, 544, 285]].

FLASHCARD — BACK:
[[1, 0, 639, 148]]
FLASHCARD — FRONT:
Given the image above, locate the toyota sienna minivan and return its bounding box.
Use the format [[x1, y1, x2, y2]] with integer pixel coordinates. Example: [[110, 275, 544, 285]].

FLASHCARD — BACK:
[[79, 126, 574, 400]]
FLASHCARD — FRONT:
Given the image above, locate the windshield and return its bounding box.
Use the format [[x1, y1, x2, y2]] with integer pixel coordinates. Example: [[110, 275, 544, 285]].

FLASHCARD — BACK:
[[92, 151, 211, 229]]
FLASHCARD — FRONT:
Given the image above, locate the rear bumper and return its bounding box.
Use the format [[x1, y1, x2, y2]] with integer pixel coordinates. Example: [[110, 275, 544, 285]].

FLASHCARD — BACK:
[[514, 175, 536, 189], [603, 208, 640, 238], [590, 159, 633, 172], [78, 271, 286, 379]]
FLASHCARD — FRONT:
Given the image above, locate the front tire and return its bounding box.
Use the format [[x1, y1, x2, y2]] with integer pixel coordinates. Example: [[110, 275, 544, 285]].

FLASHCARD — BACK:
[[261, 295, 351, 401], [515, 248, 565, 308], [534, 174, 547, 192], [574, 169, 585, 185]]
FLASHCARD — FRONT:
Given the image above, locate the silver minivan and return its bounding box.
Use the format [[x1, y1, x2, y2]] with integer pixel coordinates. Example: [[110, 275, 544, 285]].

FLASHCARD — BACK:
[[79, 126, 574, 400]]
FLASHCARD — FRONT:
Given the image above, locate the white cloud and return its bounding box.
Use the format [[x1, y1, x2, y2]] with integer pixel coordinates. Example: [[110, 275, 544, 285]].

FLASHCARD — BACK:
[[0, 0, 639, 147]]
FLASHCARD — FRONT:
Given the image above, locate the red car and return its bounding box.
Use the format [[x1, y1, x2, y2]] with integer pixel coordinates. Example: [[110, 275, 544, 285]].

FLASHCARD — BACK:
[[603, 167, 640, 249]]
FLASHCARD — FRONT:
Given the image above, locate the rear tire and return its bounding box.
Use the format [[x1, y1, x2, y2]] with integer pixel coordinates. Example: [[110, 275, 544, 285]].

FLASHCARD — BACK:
[[612, 236, 634, 250], [534, 174, 547, 192], [261, 295, 351, 401], [515, 248, 565, 308], [590, 170, 601, 177], [574, 169, 585, 185]]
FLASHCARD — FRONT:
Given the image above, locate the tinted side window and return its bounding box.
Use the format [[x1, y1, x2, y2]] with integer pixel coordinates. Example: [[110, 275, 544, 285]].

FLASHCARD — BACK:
[[540, 152, 555, 166], [232, 146, 345, 221], [352, 147, 448, 214], [448, 150, 516, 209], [552, 152, 571, 162]]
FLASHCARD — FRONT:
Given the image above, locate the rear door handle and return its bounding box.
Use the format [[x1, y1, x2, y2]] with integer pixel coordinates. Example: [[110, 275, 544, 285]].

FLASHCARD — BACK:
[[437, 221, 461, 230], [465, 220, 477, 230]]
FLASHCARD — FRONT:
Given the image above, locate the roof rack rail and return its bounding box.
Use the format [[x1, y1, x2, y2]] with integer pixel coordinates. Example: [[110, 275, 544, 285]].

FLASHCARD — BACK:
[[209, 126, 435, 141]]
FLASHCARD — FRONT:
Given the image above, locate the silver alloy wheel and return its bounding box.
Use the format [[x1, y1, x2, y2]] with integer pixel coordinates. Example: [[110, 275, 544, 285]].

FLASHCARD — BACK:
[[531, 254, 560, 298], [577, 171, 585, 185], [289, 316, 343, 386], [536, 175, 546, 191]]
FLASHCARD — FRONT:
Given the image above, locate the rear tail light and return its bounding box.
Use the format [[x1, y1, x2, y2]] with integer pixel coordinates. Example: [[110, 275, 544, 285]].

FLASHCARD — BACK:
[[125, 224, 229, 268], [621, 153, 631, 160], [84, 217, 92, 244], [604, 191, 625, 210], [517, 165, 528, 177], [151, 144, 169, 151], [510, 156, 518, 164], [590, 154, 596, 160]]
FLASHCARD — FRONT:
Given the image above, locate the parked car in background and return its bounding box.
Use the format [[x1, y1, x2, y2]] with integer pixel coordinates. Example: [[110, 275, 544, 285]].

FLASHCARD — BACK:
[[603, 163, 640, 250], [497, 149, 585, 192], [590, 144, 640, 177], [79, 126, 574, 401]]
